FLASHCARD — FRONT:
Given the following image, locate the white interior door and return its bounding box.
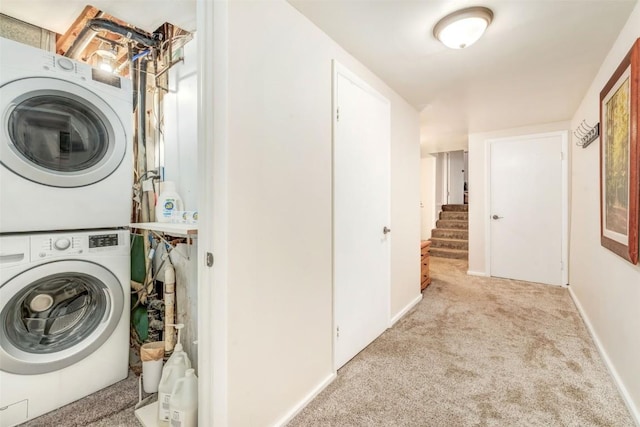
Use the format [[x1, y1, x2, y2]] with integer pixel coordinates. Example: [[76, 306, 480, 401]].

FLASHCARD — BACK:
[[489, 132, 567, 286], [334, 62, 390, 370], [435, 152, 445, 214], [448, 150, 465, 204]]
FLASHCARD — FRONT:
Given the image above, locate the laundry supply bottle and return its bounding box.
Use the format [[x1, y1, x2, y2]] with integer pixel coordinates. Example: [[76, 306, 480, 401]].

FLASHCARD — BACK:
[[156, 181, 184, 223], [169, 368, 198, 427], [164, 324, 192, 370], [157, 324, 192, 424]]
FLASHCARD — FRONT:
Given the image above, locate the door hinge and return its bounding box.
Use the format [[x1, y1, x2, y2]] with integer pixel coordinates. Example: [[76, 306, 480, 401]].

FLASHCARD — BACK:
[[336, 326, 340, 338], [561, 151, 564, 160], [206, 252, 214, 267], [336, 107, 340, 122]]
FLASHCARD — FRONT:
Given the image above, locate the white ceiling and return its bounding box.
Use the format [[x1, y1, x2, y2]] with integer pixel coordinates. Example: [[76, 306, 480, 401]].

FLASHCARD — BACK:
[[289, 0, 637, 150], [1, 1, 636, 151]]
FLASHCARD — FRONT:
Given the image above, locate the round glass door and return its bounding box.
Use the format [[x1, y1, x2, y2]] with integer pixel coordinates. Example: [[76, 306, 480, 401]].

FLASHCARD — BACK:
[[0, 261, 124, 374], [0, 77, 127, 188], [8, 95, 109, 172]]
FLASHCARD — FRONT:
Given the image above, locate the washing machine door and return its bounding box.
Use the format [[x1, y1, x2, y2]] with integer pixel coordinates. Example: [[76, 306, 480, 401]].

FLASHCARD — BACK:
[[0, 77, 127, 188], [0, 260, 124, 374]]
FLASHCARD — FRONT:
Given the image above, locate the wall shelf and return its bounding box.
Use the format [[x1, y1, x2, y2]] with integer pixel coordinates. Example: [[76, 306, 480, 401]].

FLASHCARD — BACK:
[[130, 222, 198, 237]]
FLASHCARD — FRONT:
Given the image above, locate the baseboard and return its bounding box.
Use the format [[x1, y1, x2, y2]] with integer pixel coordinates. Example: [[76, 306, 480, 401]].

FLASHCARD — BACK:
[[568, 287, 640, 425], [273, 372, 336, 427], [467, 270, 488, 277], [390, 293, 423, 327]]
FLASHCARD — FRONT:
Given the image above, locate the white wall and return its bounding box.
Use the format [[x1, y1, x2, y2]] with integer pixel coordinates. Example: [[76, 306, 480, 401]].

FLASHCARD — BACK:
[[420, 124, 468, 154], [420, 156, 437, 240], [467, 121, 570, 275], [164, 36, 199, 211], [226, 1, 420, 425], [568, 4, 640, 421]]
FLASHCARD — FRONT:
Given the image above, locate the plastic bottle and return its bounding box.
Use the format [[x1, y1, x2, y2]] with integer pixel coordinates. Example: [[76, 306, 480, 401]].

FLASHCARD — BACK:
[[157, 324, 192, 424], [165, 324, 191, 370], [156, 181, 184, 223], [169, 368, 198, 427]]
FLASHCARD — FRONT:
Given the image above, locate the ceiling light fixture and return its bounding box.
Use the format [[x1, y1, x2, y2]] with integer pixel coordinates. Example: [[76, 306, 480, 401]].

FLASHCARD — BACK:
[[433, 6, 493, 49]]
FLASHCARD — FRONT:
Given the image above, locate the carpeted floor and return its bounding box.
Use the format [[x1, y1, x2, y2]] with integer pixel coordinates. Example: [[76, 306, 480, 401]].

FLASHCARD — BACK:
[[18, 371, 141, 427], [21, 257, 634, 426], [289, 257, 634, 427]]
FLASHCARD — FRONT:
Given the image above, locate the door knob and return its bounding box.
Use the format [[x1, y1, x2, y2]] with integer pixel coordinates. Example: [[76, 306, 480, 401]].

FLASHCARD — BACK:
[[383, 226, 391, 234], [492, 215, 503, 220]]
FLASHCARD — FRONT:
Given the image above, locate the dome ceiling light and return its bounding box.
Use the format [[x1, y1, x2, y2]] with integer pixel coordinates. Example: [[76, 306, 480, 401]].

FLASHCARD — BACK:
[[433, 6, 494, 49]]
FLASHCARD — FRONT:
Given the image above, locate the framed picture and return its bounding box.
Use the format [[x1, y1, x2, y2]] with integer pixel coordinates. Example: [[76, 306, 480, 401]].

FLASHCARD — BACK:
[[599, 38, 639, 264]]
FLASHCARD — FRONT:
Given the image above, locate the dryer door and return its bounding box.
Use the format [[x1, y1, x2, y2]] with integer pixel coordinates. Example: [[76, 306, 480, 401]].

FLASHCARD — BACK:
[[0, 77, 127, 188], [0, 260, 124, 374]]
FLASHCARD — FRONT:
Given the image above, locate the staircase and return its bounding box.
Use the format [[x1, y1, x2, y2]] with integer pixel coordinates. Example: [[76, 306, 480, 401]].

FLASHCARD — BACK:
[[430, 204, 468, 259]]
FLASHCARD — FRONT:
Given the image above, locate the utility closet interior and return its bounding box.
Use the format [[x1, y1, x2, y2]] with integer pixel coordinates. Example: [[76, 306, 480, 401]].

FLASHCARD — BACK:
[[0, 4, 199, 426]]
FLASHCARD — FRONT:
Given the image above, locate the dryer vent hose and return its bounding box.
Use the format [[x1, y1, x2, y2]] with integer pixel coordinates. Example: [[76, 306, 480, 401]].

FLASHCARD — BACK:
[[66, 18, 161, 59]]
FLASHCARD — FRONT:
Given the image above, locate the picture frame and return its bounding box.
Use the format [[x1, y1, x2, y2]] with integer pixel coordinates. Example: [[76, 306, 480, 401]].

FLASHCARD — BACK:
[[599, 38, 639, 265]]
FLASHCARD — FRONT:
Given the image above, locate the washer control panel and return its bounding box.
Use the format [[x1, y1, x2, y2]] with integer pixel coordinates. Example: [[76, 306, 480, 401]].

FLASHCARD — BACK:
[[89, 233, 119, 249], [56, 57, 75, 71], [30, 230, 127, 260]]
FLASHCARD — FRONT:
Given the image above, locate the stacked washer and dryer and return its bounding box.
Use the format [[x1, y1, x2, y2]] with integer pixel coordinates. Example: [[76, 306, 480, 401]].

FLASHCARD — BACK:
[[0, 37, 133, 426]]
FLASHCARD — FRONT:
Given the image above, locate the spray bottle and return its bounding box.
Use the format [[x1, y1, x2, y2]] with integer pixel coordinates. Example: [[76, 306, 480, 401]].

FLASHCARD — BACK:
[[157, 324, 192, 425]]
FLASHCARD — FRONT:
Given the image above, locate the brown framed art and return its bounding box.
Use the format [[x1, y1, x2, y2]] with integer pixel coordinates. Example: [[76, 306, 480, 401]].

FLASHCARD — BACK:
[[599, 38, 639, 265]]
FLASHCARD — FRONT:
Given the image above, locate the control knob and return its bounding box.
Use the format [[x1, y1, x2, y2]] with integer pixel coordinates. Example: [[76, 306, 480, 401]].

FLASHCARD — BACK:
[[54, 237, 71, 250]]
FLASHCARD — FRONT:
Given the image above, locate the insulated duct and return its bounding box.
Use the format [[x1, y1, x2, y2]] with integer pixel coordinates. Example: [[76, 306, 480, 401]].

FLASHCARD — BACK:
[[65, 17, 160, 59]]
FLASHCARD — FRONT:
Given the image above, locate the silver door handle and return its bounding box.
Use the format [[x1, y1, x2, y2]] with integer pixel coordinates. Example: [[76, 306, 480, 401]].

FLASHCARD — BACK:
[[383, 226, 391, 234], [492, 215, 503, 220]]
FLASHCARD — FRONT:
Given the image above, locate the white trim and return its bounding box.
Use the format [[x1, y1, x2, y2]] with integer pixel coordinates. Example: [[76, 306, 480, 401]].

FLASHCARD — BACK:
[[443, 152, 450, 205], [431, 157, 438, 230], [331, 59, 337, 375], [484, 131, 569, 286], [389, 294, 423, 327], [467, 270, 489, 277], [197, 1, 228, 426], [560, 131, 569, 286], [332, 61, 390, 104], [272, 373, 337, 427], [568, 288, 640, 425], [483, 140, 492, 276]]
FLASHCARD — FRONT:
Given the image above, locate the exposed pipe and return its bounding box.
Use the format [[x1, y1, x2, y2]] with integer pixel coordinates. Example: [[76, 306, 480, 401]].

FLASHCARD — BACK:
[[65, 17, 160, 59], [163, 261, 177, 352]]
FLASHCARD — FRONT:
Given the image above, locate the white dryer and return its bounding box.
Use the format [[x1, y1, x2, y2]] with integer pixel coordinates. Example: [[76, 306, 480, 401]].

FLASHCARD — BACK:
[[0, 229, 130, 426], [0, 37, 133, 233]]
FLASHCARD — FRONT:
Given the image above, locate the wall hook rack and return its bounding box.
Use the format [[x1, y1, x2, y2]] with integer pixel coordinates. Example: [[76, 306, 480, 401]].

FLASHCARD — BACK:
[[573, 119, 599, 148]]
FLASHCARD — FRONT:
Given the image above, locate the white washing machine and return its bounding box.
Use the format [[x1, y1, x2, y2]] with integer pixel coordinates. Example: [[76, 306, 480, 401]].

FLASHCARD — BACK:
[[0, 229, 130, 427], [0, 37, 133, 233]]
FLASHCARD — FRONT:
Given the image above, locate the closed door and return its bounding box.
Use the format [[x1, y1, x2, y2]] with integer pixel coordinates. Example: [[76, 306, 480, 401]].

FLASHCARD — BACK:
[[448, 150, 465, 204], [489, 132, 566, 286], [334, 62, 390, 369]]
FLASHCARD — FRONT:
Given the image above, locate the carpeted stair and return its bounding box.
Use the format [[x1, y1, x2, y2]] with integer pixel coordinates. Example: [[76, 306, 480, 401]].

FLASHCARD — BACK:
[[430, 204, 468, 259]]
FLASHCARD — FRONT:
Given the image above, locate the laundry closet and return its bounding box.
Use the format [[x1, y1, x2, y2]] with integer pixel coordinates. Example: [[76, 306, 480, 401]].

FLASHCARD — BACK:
[[0, 6, 199, 426]]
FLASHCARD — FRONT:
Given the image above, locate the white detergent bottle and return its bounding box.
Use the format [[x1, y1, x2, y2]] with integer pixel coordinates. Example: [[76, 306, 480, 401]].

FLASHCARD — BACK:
[[169, 368, 198, 427], [156, 181, 184, 223], [157, 325, 191, 424], [165, 324, 192, 370]]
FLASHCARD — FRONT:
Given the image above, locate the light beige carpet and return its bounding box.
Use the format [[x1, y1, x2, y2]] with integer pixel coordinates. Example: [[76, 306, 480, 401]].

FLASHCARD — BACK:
[[21, 258, 634, 426], [18, 371, 141, 427], [289, 257, 634, 427]]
